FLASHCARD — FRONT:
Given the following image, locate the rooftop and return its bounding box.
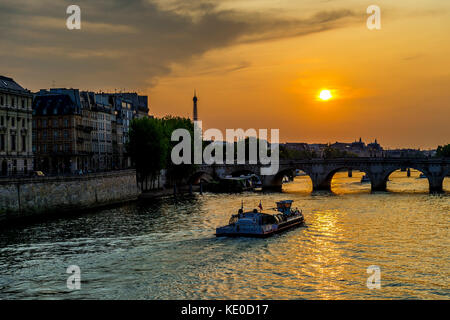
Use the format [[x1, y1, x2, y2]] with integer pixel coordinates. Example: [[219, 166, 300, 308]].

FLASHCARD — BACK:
[[0, 75, 31, 95]]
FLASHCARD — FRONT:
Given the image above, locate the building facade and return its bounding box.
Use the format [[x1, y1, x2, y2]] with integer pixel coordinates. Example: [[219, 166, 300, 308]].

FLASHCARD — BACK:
[[0, 75, 33, 176], [32, 89, 149, 174], [33, 89, 86, 173]]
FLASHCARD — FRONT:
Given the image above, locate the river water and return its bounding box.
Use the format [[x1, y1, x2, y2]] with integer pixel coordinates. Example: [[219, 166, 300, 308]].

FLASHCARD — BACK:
[[0, 170, 448, 299]]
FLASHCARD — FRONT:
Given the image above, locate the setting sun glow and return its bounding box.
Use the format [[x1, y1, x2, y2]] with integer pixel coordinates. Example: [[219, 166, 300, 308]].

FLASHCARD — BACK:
[[319, 90, 332, 101]]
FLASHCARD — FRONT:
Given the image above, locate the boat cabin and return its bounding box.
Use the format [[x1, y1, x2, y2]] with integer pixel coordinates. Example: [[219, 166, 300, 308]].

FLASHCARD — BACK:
[[276, 200, 294, 214]]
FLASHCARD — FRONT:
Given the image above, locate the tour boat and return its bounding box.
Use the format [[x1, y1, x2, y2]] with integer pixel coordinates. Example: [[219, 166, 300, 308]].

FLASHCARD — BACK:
[[215, 200, 305, 237]]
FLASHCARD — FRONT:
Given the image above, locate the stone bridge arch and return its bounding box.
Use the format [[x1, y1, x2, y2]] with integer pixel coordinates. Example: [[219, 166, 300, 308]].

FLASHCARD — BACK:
[[195, 158, 449, 193], [371, 164, 446, 193], [309, 165, 371, 191], [260, 165, 314, 191], [262, 167, 295, 191]]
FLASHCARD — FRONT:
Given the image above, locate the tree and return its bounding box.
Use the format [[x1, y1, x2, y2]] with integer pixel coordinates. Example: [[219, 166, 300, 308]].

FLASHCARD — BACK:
[[126, 118, 167, 191], [322, 144, 358, 159], [126, 116, 199, 191], [436, 144, 450, 157], [279, 145, 314, 160], [161, 116, 197, 186]]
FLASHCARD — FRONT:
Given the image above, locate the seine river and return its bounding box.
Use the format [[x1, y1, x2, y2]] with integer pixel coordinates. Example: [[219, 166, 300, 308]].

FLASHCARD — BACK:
[[0, 170, 448, 299]]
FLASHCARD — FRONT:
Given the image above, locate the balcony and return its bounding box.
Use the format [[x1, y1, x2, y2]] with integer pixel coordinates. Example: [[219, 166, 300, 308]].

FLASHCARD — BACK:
[[76, 124, 94, 133]]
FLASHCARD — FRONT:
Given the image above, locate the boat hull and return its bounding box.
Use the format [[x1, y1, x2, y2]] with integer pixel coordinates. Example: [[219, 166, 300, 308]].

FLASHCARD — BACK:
[[216, 216, 305, 238]]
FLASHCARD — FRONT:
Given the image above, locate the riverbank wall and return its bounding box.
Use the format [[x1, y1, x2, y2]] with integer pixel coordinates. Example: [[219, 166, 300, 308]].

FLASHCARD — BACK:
[[0, 170, 139, 224]]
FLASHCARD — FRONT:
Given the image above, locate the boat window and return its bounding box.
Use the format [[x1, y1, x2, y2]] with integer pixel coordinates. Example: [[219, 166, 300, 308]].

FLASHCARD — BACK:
[[261, 215, 276, 225]]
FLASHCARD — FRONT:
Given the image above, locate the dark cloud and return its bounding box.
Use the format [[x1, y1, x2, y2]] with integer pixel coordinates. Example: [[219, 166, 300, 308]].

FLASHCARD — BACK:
[[0, 0, 358, 90]]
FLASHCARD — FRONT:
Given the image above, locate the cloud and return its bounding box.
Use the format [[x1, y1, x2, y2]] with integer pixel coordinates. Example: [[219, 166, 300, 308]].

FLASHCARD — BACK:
[[0, 0, 358, 90]]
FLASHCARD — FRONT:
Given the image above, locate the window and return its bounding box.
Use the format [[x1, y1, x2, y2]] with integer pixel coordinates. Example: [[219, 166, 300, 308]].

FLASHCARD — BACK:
[[32, 120, 36, 128], [0, 96, 3, 105], [0, 116, 3, 126], [64, 118, 69, 127], [21, 99, 25, 108], [54, 131, 58, 139], [43, 130, 47, 139], [11, 135, 16, 151], [64, 143, 69, 152], [43, 144, 47, 152], [22, 118, 25, 127], [53, 119, 58, 127], [11, 117, 15, 127], [0, 134, 4, 151], [22, 136, 26, 151], [43, 119, 47, 128], [64, 130, 68, 139]]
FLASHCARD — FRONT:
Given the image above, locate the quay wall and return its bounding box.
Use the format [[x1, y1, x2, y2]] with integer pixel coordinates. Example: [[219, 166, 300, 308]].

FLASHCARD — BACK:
[[0, 170, 139, 223]]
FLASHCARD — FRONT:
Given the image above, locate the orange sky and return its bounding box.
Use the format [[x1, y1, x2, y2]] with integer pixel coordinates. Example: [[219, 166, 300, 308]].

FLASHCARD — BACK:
[[148, 1, 450, 149], [2, 0, 449, 149]]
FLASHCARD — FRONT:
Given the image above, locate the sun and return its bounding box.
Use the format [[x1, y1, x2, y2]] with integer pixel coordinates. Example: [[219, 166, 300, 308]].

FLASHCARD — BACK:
[[319, 89, 332, 101]]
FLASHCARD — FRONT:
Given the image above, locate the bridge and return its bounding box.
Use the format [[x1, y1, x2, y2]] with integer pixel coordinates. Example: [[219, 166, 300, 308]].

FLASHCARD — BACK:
[[192, 158, 450, 193]]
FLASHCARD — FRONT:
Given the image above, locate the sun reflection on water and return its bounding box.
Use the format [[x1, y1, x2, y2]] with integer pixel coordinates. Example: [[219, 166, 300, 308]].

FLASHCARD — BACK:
[[0, 173, 448, 299]]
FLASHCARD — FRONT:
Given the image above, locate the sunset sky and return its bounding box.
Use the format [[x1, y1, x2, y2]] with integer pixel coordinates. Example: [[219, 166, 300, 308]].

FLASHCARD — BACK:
[[1, 0, 449, 149]]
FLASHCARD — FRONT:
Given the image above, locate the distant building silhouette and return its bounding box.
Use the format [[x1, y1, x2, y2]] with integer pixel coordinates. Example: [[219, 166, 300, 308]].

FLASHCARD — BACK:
[[282, 138, 386, 158], [193, 90, 198, 121]]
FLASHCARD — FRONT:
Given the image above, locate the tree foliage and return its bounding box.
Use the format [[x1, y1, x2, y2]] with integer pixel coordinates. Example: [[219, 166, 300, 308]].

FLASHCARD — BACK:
[[126, 118, 167, 191], [279, 145, 315, 160], [126, 116, 197, 191], [436, 144, 450, 157], [161, 116, 197, 185], [322, 145, 358, 159]]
